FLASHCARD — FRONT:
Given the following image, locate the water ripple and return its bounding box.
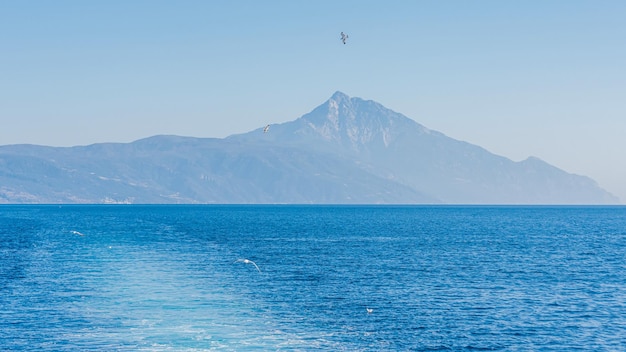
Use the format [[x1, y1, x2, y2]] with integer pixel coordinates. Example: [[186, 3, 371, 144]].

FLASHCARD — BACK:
[[1, 205, 625, 350]]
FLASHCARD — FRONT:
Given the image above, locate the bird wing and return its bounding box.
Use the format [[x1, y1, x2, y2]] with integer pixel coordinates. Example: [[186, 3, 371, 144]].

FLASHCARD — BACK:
[[250, 261, 261, 272]]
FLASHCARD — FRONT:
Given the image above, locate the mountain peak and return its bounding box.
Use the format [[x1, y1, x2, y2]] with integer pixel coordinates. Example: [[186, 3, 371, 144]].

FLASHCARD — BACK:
[[287, 92, 425, 152], [330, 91, 350, 102], [326, 91, 354, 115], [231, 91, 431, 151]]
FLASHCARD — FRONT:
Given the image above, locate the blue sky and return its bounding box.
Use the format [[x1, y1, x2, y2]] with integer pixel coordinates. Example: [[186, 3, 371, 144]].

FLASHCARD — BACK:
[[1, 1, 625, 201]]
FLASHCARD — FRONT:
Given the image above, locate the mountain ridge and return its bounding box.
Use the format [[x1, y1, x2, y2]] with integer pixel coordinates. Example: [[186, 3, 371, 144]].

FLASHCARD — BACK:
[[0, 92, 619, 204]]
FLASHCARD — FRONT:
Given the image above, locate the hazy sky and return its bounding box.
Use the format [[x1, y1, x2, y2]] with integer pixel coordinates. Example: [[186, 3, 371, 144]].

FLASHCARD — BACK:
[[1, 1, 625, 202]]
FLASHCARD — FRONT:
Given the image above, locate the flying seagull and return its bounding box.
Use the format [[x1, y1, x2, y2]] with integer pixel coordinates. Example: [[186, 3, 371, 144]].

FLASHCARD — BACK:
[[235, 258, 261, 272], [340, 32, 349, 44], [263, 124, 270, 133], [71, 230, 85, 236]]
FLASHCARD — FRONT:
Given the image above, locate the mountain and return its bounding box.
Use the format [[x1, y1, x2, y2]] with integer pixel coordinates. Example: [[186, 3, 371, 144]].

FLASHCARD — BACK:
[[0, 92, 619, 204], [229, 91, 618, 204]]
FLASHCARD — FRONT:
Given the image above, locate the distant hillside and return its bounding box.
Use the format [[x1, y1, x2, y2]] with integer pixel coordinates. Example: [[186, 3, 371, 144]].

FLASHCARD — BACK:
[[0, 92, 619, 204]]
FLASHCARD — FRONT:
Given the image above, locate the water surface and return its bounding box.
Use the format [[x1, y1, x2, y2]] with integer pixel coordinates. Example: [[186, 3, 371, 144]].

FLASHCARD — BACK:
[[1, 205, 625, 350]]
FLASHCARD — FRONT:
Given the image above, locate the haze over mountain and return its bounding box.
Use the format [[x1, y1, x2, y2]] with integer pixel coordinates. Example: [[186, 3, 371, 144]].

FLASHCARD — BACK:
[[0, 92, 619, 204]]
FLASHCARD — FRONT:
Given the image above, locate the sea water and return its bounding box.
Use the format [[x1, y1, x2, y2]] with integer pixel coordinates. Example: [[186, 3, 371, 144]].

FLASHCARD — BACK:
[[1, 205, 624, 351]]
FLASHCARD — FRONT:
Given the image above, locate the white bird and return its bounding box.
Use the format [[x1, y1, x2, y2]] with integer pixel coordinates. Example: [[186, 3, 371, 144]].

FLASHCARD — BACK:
[[235, 258, 261, 272], [340, 32, 349, 44], [71, 230, 85, 236], [263, 124, 270, 133], [366, 308, 373, 314]]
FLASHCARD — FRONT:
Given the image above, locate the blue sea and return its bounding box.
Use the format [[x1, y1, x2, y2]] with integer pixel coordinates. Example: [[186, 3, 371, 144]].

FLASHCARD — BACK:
[[1, 205, 625, 351]]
